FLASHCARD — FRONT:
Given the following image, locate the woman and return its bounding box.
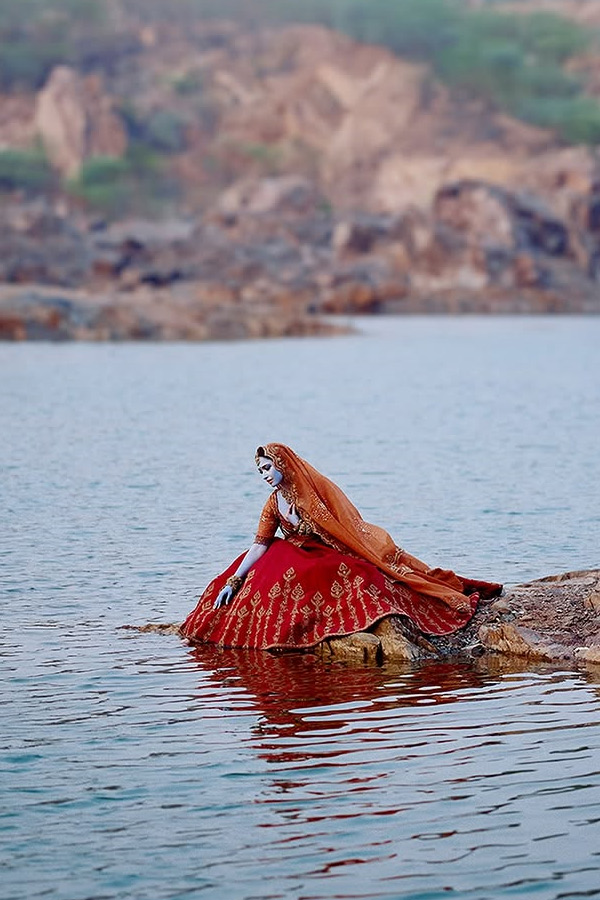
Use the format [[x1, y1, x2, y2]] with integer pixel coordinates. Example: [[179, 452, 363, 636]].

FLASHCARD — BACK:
[[182, 443, 502, 650]]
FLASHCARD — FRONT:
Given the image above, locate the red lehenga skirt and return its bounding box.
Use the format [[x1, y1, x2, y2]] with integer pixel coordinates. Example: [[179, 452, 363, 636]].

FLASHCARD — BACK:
[[182, 537, 501, 651]]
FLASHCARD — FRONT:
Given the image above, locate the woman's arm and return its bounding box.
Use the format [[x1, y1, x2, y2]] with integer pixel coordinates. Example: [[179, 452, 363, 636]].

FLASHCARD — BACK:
[[213, 492, 279, 610], [213, 542, 269, 609]]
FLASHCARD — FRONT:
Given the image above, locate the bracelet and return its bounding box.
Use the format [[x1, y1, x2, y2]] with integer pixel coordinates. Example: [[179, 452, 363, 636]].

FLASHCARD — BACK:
[[296, 519, 312, 536], [225, 574, 244, 593]]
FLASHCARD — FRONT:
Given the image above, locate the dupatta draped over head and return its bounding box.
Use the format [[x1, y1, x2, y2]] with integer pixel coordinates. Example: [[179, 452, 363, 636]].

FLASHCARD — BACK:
[[257, 443, 472, 614]]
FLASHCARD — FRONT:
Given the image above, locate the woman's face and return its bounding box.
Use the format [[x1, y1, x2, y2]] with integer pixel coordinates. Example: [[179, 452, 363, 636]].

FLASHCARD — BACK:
[[256, 456, 283, 487]]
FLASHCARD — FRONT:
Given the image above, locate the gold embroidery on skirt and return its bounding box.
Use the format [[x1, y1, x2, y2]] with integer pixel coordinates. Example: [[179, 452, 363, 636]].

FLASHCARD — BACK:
[[291, 583, 305, 602], [272, 566, 296, 644], [312, 591, 324, 609]]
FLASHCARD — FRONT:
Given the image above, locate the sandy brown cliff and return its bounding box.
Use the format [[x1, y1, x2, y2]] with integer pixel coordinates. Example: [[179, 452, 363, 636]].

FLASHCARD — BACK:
[[194, 24, 581, 213], [88, 18, 598, 215]]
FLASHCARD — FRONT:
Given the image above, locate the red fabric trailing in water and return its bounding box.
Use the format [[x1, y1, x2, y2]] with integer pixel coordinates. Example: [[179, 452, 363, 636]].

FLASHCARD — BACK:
[[182, 537, 501, 650]]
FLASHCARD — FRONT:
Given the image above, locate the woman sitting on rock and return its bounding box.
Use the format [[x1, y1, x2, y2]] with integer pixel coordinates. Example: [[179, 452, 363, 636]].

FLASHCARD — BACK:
[[181, 443, 502, 650]]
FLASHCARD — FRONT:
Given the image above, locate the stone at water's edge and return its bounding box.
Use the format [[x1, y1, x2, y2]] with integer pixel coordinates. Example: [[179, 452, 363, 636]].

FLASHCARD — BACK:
[[322, 570, 600, 667], [135, 571, 600, 669]]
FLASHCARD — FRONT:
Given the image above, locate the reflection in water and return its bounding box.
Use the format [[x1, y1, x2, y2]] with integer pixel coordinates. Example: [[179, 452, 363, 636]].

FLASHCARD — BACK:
[[184, 647, 600, 899], [189, 645, 488, 737], [3, 625, 600, 900]]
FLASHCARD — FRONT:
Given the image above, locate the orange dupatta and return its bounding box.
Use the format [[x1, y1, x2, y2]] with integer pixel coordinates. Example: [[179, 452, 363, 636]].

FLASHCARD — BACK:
[[259, 443, 471, 614]]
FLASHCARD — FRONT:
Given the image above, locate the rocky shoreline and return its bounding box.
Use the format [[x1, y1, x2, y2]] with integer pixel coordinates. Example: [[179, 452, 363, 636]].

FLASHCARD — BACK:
[[2, 176, 600, 342], [0, 284, 348, 341], [134, 570, 600, 671], [319, 570, 600, 668]]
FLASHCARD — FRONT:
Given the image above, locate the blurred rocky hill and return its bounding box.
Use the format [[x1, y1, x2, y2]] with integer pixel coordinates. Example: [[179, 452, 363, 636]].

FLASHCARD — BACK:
[[1, 0, 600, 339]]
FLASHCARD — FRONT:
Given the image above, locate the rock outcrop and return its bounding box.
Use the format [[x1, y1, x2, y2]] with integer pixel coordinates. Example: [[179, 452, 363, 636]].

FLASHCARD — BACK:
[[170, 22, 597, 219], [204, 25, 554, 212], [22, 17, 588, 215], [1, 18, 600, 334], [1, 177, 599, 342], [35, 66, 127, 178], [317, 570, 600, 668]]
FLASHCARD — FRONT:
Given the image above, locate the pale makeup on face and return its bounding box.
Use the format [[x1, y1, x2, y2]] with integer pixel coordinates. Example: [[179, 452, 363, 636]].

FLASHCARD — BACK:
[[256, 456, 283, 487], [256, 456, 298, 525]]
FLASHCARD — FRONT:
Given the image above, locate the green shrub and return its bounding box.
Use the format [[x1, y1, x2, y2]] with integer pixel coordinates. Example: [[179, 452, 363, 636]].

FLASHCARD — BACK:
[[0, 0, 45, 31], [516, 96, 600, 145], [438, 38, 581, 107], [77, 155, 131, 187], [69, 155, 133, 215], [119, 103, 189, 154], [508, 10, 590, 64], [338, 0, 463, 60], [0, 0, 108, 89], [68, 149, 179, 217], [52, 0, 106, 23], [0, 147, 54, 193]]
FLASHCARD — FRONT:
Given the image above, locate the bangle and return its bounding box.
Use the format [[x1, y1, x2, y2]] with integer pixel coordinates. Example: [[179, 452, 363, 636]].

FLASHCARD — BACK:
[[225, 574, 244, 594], [296, 520, 312, 536]]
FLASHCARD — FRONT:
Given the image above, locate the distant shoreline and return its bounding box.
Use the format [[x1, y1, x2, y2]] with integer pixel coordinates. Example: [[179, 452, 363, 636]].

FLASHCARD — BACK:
[[1, 284, 599, 343]]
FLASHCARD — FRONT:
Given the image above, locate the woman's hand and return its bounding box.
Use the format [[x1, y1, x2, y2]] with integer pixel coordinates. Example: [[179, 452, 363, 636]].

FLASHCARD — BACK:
[[213, 585, 234, 609], [212, 544, 269, 611]]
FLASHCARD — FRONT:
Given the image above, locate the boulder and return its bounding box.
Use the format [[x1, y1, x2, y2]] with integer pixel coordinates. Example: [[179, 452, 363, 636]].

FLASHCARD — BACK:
[[90, 217, 197, 285], [316, 631, 382, 665], [35, 66, 127, 179], [98, 218, 196, 249], [216, 176, 322, 217], [433, 180, 571, 258], [434, 182, 515, 251], [320, 570, 600, 668]]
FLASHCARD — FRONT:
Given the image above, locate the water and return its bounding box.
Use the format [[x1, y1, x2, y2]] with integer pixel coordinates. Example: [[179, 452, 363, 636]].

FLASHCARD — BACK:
[[1, 317, 600, 900]]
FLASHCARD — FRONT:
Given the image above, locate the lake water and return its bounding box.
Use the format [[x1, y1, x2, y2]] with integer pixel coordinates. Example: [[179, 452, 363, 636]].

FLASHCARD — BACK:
[[1, 316, 600, 900]]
